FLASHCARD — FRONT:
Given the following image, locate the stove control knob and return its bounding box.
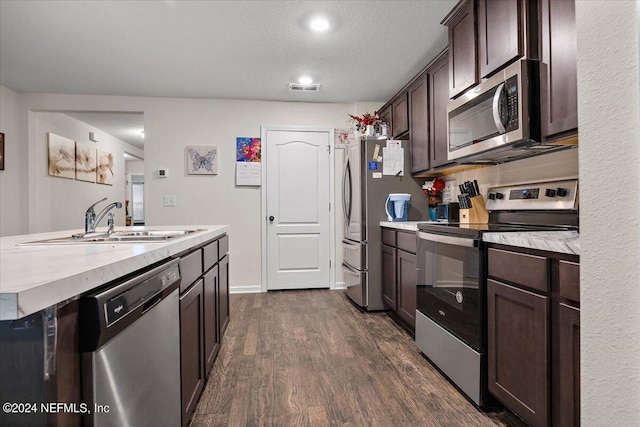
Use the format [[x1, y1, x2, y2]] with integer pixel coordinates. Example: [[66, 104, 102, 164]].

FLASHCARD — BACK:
[[545, 188, 556, 197], [488, 192, 496, 200], [556, 187, 569, 197], [495, 192, 504, 200]]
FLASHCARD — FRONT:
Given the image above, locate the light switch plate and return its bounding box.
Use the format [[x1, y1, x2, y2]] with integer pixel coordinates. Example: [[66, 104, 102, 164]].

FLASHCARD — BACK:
[[164, 195, 176, 207]]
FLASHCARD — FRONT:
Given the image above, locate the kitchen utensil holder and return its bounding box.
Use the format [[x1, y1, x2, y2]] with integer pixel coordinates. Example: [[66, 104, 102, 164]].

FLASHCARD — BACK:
[[459, 195, 489, 224]]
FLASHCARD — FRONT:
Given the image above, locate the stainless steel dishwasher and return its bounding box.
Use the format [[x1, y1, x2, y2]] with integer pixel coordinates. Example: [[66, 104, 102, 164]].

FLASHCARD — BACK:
[[80, 259, 181, 427]]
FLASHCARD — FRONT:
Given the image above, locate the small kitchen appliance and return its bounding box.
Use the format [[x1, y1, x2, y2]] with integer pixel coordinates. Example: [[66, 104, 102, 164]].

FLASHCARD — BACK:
[[415, 179, 578, 408], [436, 202, 460, 223], [385, 193, 411, 222]]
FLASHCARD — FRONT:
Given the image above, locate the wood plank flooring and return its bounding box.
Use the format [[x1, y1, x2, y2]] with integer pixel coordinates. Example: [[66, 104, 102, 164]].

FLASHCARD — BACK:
[[190, 290, 512, 427]]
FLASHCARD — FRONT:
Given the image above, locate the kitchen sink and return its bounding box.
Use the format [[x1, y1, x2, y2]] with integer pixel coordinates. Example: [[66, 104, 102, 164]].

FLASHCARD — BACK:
[[20, 229, 203, 245]]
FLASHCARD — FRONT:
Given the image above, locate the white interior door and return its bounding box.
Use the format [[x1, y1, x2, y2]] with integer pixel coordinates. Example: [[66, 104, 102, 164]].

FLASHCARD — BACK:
[[264, 128, 331, 290]]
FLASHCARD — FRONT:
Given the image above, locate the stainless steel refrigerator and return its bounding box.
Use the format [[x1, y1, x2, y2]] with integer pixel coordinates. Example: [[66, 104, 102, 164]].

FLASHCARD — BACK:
[[341, 137, 429, 310]]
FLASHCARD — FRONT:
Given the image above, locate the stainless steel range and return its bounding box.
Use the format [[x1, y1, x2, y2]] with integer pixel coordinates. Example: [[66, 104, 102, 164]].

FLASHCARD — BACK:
[[415, 179, 578, 407]]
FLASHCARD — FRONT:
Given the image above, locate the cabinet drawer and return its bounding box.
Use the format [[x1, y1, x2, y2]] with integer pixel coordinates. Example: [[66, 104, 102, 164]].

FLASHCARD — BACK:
[[203, 240, 219, 272], [180, 249, 203, 293], [381, 228, 396, 246], [559, 260, 580, 302], [488, 248, 549, 292], [397, 231, 416, 254], [218, 235, 229, 259]]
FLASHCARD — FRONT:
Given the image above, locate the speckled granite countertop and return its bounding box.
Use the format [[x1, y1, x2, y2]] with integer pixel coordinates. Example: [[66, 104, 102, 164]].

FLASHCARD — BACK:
[[482, 230, 579, 256], [380, 221, 439, 231]]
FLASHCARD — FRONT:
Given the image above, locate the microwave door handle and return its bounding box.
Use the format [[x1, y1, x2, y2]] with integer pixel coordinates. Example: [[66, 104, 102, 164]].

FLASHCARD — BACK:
[[492, 82, 507, 134]]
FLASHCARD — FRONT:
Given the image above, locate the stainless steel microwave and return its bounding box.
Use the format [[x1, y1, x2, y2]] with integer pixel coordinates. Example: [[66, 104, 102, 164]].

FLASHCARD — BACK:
[[446, 60, 563, 164]]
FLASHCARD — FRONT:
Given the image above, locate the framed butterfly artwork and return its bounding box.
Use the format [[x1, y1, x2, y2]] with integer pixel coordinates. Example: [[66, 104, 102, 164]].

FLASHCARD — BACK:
[[187, 145, 218, 175]]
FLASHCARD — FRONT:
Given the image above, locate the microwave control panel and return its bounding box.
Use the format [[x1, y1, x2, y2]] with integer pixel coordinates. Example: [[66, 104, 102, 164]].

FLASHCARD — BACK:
[[505, 75, 519, 132]]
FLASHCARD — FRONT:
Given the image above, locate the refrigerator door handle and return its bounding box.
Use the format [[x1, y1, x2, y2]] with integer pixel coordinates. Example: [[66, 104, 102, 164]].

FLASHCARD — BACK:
[[343, 159, 352, 228]]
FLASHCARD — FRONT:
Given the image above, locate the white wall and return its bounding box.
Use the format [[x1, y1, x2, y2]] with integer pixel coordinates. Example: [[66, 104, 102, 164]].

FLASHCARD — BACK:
[[9, 92, 379, 291], [0, 85, 27, 236], [576, 1, 640, 424], [29, 112, 142, 232]]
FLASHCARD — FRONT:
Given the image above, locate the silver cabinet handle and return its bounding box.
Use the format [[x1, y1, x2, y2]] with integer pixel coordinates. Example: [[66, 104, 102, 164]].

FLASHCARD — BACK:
[[417, 231, 477, 248]]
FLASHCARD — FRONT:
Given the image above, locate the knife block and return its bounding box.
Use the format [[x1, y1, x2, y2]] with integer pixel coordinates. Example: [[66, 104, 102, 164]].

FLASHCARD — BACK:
[[459, 195, 489, 224]]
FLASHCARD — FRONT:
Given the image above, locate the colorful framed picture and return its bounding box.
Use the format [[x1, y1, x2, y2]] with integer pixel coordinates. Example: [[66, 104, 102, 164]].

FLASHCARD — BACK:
[[75, 142, 96, 183], [236, 137, 261, 162], [0, 132, 4, 171], [187, 145, 218, 175], [48, 132, 75, 179]]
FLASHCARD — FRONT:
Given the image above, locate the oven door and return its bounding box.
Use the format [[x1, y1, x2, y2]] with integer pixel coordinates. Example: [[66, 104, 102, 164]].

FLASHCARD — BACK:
[[416, 232, 481, 350]]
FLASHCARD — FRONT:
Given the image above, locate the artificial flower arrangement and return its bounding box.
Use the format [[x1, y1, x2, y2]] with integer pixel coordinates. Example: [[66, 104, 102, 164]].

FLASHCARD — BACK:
[[348, 111, 382, 131], [423, 178, 446, 207]]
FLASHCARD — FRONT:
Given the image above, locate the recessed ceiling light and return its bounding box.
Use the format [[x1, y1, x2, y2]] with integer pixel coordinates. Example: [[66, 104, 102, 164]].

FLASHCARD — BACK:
[[298, 76, 313, 85], [310, 17, 330, 32]]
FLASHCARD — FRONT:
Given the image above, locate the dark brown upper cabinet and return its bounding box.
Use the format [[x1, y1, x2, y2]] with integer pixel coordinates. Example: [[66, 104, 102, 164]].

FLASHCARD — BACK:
[[539, 0, 578, 141], [443, 0, 478, 99], [478, 0, 523, 78], [392, 92, 409, 137], [408, 71, 429, 173], [378, 105, 392, 137], [428, 50, 453, 169]]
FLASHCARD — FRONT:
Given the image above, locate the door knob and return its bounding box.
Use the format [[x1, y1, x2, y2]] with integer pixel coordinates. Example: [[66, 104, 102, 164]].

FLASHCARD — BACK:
[[269, 216, 275, 223]]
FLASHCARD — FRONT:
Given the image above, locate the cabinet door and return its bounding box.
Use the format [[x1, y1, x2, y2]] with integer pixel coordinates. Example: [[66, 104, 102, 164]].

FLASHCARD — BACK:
[[540, 0, 578, 140], [379, 105, 392, 137], [446, 0, 478, 98], [218, 254, 230, 339], [408, 72, 429, 173], [381, 244, 397, 310], [203, 265, 219, 374], [478, 0, 522, 78], [428, 51, 452, 168], [392, 93, 409, 137], [397, 249, 417, 329], [180, 279, 205, 427], [487, 279, 549, 427], [558, 303, 580, 427]]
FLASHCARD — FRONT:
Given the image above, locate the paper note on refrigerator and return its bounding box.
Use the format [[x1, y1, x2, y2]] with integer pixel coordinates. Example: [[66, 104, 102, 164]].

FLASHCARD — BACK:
[[382, 147, 404, 176]]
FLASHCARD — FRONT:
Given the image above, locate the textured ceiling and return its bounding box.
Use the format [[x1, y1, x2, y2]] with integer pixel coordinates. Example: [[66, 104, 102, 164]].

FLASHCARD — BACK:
[[1, 0, 456, 152]]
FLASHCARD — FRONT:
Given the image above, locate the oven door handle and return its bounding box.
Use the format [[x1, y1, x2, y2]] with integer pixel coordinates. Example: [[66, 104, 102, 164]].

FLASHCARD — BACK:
[[417, 232, 478, 248]]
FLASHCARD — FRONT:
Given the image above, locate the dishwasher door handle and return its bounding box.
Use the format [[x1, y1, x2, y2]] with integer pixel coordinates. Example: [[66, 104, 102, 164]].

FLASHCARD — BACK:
[[141, 293, 163, 314]]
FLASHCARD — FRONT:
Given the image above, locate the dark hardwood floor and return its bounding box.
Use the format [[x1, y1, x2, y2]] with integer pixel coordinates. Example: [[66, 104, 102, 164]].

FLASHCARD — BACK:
[[190, 290, 511, 427]]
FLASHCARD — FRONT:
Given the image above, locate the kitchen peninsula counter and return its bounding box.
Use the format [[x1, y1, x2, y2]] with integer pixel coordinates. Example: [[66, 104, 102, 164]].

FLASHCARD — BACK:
[[0, 225, 229, 320]]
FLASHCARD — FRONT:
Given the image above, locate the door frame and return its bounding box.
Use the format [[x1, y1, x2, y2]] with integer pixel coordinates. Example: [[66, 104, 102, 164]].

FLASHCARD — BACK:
[[260, 126, 336, 292]]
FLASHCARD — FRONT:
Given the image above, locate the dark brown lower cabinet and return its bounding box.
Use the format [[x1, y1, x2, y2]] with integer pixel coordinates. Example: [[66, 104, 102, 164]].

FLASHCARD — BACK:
[[180, 279, 205, 427], [487, 279, 549, 427], [219, 254, 230, 338], [382, 244, 398, 310], [397, 249, 417, 329], [558, 303, 580, 427], [203, 265, 219, 374]]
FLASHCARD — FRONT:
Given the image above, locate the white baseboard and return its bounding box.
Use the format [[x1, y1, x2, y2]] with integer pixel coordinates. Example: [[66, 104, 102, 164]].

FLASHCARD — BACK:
[[333, 281, 346, 290], [229, 284, 262, 294]]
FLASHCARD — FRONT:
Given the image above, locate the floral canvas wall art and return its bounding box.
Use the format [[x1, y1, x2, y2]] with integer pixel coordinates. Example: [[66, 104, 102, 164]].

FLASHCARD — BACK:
[[96, 149, 114, 185], [75, 142, 96, 183], [236, 137, 261, 162], [187, 145, 218, 175], [48, 132, 75, 179]]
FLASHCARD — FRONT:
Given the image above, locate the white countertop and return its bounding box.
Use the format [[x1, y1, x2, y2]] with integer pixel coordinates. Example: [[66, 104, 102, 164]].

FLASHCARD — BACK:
[[0, 225, 229, 320], [482, 230, 580, 256], [380, 221, 438, 231]]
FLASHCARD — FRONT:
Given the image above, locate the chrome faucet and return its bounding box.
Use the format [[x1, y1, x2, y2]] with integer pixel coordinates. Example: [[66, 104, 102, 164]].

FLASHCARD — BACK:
[[85, 198, 122, 234]]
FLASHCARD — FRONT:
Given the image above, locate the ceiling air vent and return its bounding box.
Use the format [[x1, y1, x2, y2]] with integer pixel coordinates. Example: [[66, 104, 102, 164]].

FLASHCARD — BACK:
[[288, 83, 320, 92]]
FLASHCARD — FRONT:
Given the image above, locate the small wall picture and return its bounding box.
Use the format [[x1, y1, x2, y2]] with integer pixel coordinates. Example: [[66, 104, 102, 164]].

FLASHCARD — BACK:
[[334, 128, 353, 148], [96, 149, 114, 185], [187, 145, 218, 175], [48, 132, 75, 179], [0, 132, 4, 171], [236, 137, 261, 162], [75, 142, 96, 183]]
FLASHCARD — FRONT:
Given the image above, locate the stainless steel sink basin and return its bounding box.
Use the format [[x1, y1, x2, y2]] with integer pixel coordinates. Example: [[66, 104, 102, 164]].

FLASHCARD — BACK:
[[20, 229, 202, 245]]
